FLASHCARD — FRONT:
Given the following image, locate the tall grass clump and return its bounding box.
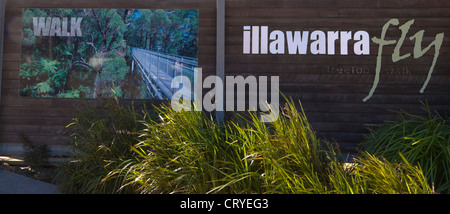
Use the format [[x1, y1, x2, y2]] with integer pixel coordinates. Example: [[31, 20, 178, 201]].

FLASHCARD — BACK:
[[238, 100, 337, 193], [105, 98, 433, 194], [232, 100, 431, 194], [354, 152, 432, 194], [108, 99, 336, 194], [54, 97, 148, 193], [363, 105, 450, 193], [105, 104, 261, 194]]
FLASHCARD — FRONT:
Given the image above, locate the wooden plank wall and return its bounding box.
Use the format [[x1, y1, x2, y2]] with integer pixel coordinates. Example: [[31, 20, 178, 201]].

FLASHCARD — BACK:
[[1, 0, 450, 155], [225, 0, 450, 152]]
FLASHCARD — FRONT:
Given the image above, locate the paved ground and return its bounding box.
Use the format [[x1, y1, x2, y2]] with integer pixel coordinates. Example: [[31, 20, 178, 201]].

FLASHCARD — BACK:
[[0, 169, 60, 194]]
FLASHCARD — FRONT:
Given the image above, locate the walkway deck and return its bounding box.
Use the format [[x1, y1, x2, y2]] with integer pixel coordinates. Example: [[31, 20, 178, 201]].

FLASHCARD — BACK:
[[131, 48, 198, 99]]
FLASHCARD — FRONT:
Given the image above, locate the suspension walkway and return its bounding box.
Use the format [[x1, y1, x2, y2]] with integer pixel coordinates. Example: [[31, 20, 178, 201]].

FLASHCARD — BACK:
[[131, 48, 198, 99]]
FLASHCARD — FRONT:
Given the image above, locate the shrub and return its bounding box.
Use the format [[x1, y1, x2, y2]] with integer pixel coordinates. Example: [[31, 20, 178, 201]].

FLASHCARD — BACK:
[[54, 97, 148, 193], [104, 104, 258, 194], [103, 98, 433, 194], [363, 105, 450, 193], [353, 152, 432, 194], [237, 99, 333, 194]]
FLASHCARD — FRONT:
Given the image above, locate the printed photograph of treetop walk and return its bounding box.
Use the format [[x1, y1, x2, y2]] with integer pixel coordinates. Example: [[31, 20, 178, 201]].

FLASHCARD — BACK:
[[20, 8, 199, 99]]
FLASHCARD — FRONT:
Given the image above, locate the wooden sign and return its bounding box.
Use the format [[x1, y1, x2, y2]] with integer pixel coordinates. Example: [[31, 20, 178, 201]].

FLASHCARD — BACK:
[[1, 0, 449, 155]]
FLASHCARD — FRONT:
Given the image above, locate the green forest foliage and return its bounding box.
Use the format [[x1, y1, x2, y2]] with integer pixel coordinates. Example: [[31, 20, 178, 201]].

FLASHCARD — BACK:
[[20, 8, 198, 98]]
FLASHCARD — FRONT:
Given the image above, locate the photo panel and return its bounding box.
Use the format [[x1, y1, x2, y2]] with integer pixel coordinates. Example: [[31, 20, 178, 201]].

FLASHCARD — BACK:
[[20, 8, 199, 99]]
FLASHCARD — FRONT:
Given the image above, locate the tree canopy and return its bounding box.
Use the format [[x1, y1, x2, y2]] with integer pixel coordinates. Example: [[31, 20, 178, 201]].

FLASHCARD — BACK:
[[20, 8, 199, 99]]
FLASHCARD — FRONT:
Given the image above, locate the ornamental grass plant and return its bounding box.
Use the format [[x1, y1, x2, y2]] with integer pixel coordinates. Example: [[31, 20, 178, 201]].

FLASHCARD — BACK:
[[54, 97, 147, 193], [56, 96, 435, 194], [99, 98, 433, 194], [363, 104, 450, 193]]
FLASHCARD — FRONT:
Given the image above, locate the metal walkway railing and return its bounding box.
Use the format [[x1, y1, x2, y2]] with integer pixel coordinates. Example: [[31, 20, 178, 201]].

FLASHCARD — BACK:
[[131, 48, 197, 99]]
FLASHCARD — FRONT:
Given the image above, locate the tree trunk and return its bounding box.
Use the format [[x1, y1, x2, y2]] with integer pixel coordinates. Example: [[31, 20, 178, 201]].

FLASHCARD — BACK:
[[93, 72, 101, 98]]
